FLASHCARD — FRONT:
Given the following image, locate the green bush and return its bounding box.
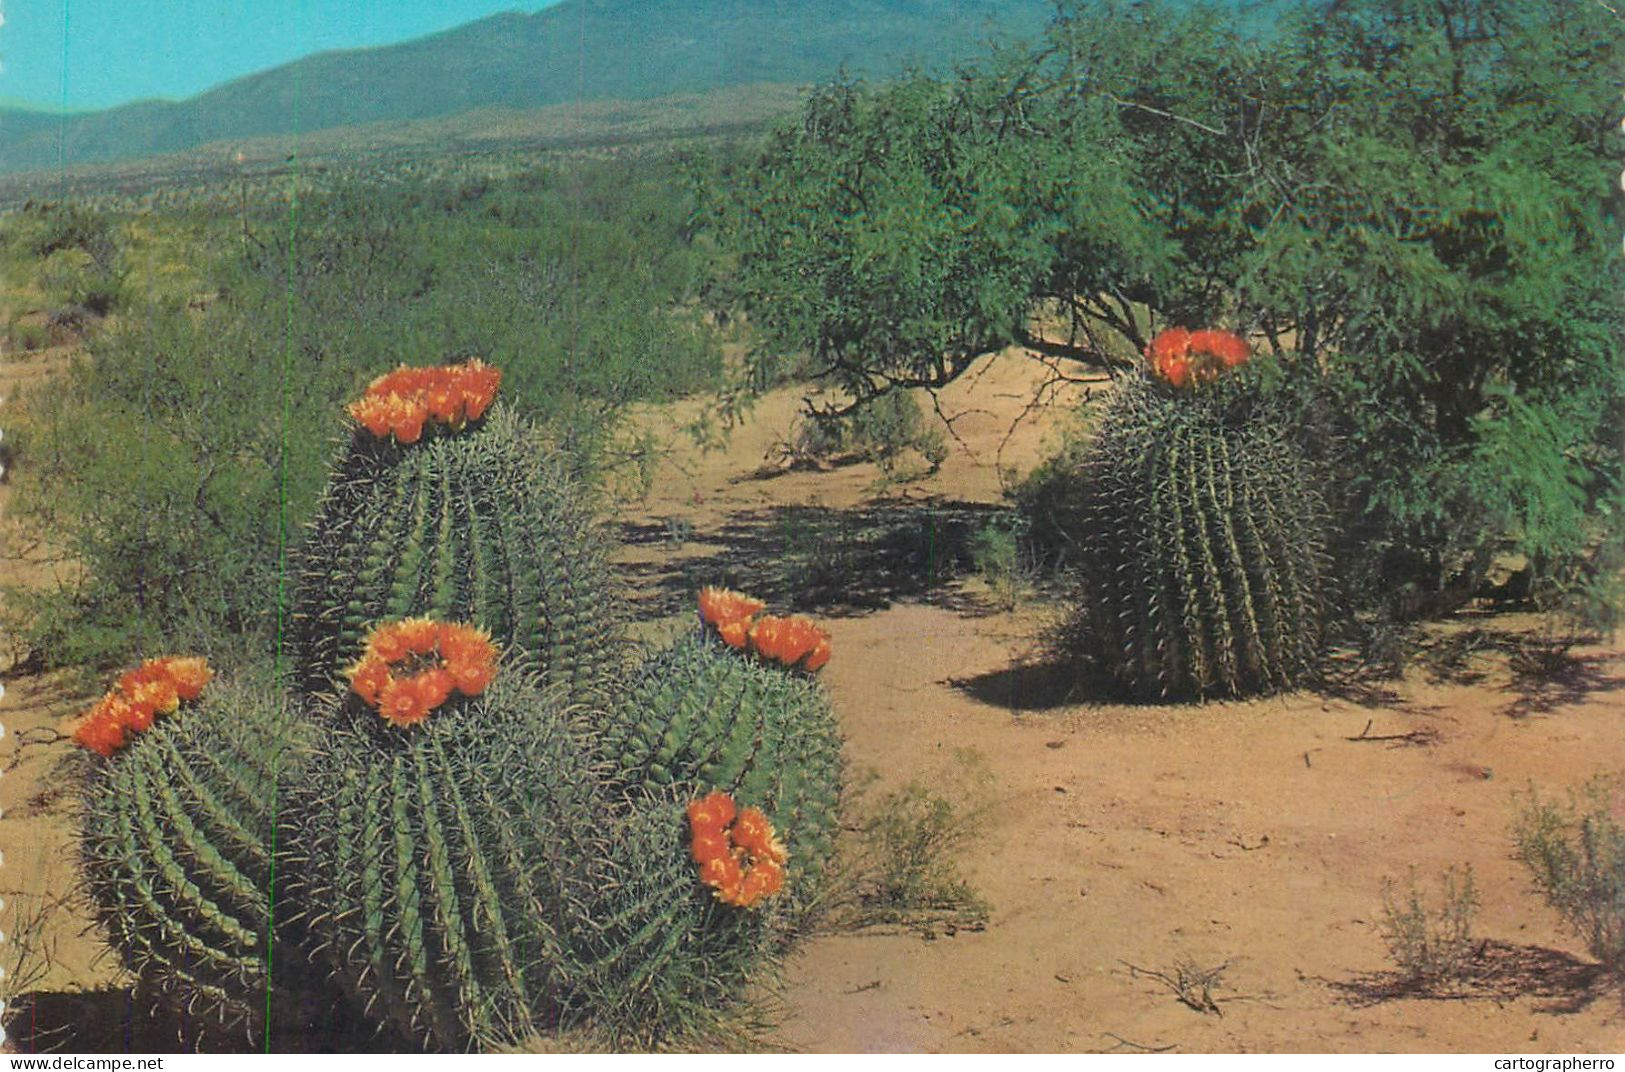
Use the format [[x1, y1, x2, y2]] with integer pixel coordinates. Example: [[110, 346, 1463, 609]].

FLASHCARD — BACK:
[[5, 155, 727, 669], [1514, 779, 1625, 973], [710, 0, 1625, 619]]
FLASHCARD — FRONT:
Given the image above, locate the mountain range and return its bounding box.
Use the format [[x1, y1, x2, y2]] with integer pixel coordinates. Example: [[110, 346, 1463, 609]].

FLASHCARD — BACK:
[[0, 0, 1053, 177]]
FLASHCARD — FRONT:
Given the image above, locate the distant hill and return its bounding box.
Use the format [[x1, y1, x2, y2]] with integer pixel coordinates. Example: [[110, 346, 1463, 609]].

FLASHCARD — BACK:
[[0, 0, 1052, 177]]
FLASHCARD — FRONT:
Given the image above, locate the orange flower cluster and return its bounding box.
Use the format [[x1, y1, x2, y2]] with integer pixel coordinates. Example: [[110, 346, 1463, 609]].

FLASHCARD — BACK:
[[69, 656, 212, 757], [346, 618, 498, 728], [696, 586, 831, 672], [1147, 328, 1250, 389], [687, 790, 789, 909], [346, 359, 502, 443]]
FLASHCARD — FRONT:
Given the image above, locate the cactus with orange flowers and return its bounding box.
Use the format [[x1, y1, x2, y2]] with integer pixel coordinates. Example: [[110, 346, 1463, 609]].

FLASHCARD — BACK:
[[601, 623, 843, 909], [1069, 349, 1333, 699], [279, 674, 608, 1051], [76, 667, 310, 1034], [566, 791, 793, 1047], [289, 403, 624, 702]]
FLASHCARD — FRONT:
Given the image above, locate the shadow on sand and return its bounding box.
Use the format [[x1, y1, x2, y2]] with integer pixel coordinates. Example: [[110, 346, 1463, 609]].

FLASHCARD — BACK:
[[1333, 941, 1621, 1016]]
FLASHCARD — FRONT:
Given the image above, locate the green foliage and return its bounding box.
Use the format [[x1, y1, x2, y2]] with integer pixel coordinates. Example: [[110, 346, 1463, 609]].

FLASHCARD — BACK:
[[78, 672, 308, 1033], [282, 678, 607, 1051], [1069, 374, 1333, 700], [5, 156, 723, 669], [787, 390, 948, 475], [4, 305, 336, 669], [602, 629, 844, 904], [713, 0, 1625, 614], [1514, 779, 1625, 973], [968, 514, 1033, 612], [289, 407, 624, 701], [1379, 865, 1480, 986]]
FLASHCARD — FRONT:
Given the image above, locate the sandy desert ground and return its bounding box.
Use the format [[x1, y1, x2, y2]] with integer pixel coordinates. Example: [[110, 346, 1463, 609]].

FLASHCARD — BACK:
[[2, 343, 1621, 1053]]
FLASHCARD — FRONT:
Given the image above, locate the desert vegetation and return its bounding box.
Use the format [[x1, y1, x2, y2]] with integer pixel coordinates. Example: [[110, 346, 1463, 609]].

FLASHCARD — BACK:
[[1, 0, 1622, 1055]]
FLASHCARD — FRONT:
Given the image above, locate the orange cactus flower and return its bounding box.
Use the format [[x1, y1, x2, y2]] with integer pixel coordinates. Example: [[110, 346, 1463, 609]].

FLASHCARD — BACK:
[[686, 789, 738, 834], [164, 657, 213, 701], [690, 831, 729, 865], [74, 712, 127, 758], [698, 586, 767, 631], [129, 678, 180, 717], [378, 677, 432, 728], [716, 617, 751, 651], [1148, 326, 1250, 388], [1190, 328, 1250, 369], [70, 654, 212, 757], [688, 791, 790, 909], [351, 618, 499, 727], [346, 360, 503, 443], [414, 667, 457, 710], [747, 614, 832, 672], [347, 655, 392, 706]]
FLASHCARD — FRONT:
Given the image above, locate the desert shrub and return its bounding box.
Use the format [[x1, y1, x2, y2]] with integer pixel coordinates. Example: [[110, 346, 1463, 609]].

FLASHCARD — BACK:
[[829, 752, 993, 937], [785, 390, 948, 475], [968, 514, 1033, 612], [1514, 779, 1625, 972], [710, 0, 1625, 619], [1379, 865, 1480, 986], [6, 155, 727, 668]]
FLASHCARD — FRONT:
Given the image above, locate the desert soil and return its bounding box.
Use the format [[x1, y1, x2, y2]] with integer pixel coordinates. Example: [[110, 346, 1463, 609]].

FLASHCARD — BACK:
[[2, 344, 1622, 1053]]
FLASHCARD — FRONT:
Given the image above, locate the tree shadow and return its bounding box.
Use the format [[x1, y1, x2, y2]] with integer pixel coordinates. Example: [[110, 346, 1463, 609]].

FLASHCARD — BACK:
[[4, 985, 407, 1054], [614, 499, 1007, 619], [1333, 940, 1619, 1015], [1500, 649, 1625, 720]]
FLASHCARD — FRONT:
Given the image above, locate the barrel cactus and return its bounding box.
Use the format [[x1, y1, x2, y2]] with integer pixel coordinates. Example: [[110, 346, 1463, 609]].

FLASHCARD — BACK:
[[1071, 330, 1333, 700], [601, 598, 843, 910], [279, 671, 610, 1051], [566, 790, 797, 1048], [289, 367, 624, 702], [73, 660, 306, 1035]]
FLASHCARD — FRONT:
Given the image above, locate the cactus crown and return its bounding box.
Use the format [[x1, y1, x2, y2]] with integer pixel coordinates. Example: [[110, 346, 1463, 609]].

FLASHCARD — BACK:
[[289, 404, 625, 701]]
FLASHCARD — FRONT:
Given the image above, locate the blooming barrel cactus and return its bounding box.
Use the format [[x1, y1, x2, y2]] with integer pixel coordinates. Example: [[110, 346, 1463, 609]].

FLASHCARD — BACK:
[[73, 661, 310, 1034], [289, 361, 624, 703], [1072, 330, 1333, 699]]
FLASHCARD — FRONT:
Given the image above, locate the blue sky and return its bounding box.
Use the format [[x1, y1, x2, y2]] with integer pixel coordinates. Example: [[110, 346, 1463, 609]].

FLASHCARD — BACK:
[[0, 1, 564, 111]]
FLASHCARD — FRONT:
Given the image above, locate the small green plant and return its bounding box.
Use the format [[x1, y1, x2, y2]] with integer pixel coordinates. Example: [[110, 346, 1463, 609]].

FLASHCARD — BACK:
[[1514, 779, 1625, 973], [787, 391, 948, 476], [830, 751, 992, 937], [969, 515, 1033, 612], [1379, 865, 1480, 986]]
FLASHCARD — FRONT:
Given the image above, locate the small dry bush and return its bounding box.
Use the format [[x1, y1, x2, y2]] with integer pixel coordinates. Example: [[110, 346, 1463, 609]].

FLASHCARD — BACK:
[[1515, 778, 1625, 973], [827, 750, 993, 937], [1379, 865, 1480, 986]]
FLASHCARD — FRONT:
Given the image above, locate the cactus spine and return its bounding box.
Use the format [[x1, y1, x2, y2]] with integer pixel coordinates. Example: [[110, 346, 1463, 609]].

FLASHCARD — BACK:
[[1075, 374, 1331, 699], [289, 406, 623, 701], [602, 630, 844, 907], [78, 675, 304, 1032]]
